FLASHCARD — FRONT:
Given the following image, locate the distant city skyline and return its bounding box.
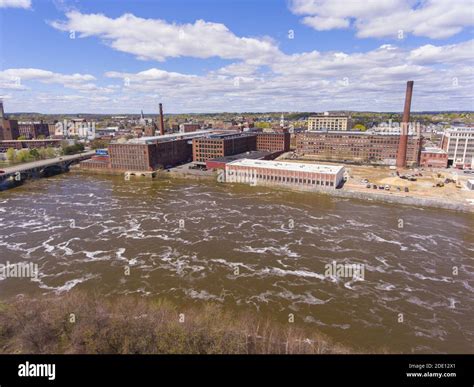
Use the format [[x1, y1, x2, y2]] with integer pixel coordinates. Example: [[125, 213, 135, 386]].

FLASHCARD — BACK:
[[0, 0, 473, 114]]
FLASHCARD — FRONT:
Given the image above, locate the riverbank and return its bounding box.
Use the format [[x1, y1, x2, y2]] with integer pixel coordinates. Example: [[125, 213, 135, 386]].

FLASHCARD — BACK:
[[72, 166, 474, 213], [0, 292, 351, 354]]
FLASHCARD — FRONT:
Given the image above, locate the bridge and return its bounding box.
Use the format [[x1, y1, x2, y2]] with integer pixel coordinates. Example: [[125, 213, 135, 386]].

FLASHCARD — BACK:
[[0, 151, 95, 184]]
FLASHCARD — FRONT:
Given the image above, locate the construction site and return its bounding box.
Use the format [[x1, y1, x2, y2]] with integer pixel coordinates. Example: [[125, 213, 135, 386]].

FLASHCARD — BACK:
[[281, 81, 474, 211]]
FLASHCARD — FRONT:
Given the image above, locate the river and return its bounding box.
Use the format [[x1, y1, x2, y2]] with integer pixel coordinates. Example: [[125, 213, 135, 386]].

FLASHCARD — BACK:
[[0, 173, 473, 353]]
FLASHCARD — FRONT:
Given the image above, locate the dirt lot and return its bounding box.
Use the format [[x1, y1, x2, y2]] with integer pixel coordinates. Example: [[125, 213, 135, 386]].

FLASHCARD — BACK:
[[278, 154, 474, 204]]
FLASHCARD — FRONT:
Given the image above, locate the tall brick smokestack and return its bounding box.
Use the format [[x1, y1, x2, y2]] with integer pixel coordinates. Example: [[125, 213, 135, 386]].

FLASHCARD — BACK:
[[0, 100, 4, 119], [159, 103, 165, 136], [396, 81, 414, 168]]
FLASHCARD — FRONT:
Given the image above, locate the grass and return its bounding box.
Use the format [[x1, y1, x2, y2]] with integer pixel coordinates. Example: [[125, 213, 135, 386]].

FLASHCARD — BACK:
[[0, 292, 351, 354]]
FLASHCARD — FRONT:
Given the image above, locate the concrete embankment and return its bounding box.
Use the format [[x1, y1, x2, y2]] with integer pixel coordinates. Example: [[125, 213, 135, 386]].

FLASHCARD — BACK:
[[73, 167, 474, 213], [328, 189, 474, 213]]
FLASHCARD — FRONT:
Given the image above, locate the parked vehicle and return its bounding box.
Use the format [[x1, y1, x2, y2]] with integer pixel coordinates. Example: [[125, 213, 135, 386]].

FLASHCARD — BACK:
[[366, 183, 371, 188], [404, 187, 409, 192], [384, 185, 390, 191]]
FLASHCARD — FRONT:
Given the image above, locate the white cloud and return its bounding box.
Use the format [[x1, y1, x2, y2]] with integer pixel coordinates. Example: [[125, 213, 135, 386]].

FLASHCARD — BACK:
[[289, 0, 474, 39], [0, 68, 108, 92], [50, 11, 281, 62], [0, 0, 31, 9], [2, 40, 472, 112], [408, 40, 474, 65]]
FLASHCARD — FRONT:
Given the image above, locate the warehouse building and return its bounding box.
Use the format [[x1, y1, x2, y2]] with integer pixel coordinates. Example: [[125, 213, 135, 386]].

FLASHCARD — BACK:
[[225, 159, 345, 189], [206, 150, 275, 170]]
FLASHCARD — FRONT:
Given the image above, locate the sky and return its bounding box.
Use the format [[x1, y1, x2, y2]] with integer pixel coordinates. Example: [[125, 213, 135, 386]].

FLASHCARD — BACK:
[[0, 0, 473, 114]]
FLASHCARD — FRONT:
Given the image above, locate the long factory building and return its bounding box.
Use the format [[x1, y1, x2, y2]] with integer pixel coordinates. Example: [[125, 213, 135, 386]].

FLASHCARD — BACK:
[[225, 159, 345, 189], [295, 130, 422, 166], [82, 129, 291, 173]]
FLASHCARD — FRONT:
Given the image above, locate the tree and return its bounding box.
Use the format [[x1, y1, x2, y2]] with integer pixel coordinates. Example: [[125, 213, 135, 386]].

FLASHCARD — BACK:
[[17, 149, 32, 163], [90, 139, 109, 149], [17, 135, 27, 140], [353, 124, 367, 131], [29, 148, 40, 160], [6, 148, 16, 163], [46, 147, 57, 158], [255, 122, 271, 129], [62, 142, 85, 155]]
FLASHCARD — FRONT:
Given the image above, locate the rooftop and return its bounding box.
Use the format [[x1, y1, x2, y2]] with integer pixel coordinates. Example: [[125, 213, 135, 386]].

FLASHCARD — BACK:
[[124, 129, 215, 144], [421, 147, 447, 154], [209, 150, 273, 163], [200, 132, 255, 140], [227, 159, 344, 174], [303, 130, 419, 136]]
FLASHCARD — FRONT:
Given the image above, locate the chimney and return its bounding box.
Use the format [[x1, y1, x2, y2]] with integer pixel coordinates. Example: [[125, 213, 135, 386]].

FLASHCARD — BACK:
[[159, 103, 165, 136], [396, 81, 414, 168], [0, 100, 4, 119]]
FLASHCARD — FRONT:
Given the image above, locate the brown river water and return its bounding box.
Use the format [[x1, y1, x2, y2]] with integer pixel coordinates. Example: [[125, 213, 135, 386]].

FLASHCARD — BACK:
[[0, 173, 473, 353]]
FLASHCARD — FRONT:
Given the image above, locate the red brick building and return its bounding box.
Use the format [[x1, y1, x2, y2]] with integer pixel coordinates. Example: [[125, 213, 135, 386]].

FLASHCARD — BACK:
[[180, 123, 201, 133], [18, 122, 50, 139], [108, 137, 193, 172], [296, 131, 422, 166], [0, 139, 62, 152], [256, 132, 290, 153], [192, 133, 257, 163], [0, 118, 19, 141], [419, 147, 448, 168]]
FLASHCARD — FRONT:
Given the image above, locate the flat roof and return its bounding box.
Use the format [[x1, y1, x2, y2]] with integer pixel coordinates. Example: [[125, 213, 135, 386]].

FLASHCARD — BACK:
[[305, 130, 418, 136], [203, 132, 255, 140], [209, 151, 273, 163], [125, 129, 214, 144], [227, 159, 344, 174], [422, 147, 447, 154]]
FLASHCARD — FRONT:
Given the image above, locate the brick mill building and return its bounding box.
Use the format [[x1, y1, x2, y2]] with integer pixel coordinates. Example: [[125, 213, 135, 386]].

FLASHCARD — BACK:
[[193, 131, 290, 164], [296, 131, 422, 166], [0, 101, 19, 141], [192, 132, 257, 164], [419, 147, 448, 168], [18, 122, 50, 139], [256, 131, 290, 153], [85, 130, 214, 172]]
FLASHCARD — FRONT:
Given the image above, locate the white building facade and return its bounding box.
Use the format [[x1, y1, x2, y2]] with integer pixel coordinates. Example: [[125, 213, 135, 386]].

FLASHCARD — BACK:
[[441, 127, 474, 168], [225, 159, 345, 189]]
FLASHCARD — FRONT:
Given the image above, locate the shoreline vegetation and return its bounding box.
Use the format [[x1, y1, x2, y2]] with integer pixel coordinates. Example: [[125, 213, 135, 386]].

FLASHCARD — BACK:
[[0, 292, 355, 354]]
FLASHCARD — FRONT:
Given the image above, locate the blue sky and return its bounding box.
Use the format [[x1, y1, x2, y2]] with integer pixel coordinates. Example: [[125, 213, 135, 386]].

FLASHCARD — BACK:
[[0, 0, 473, 113]]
